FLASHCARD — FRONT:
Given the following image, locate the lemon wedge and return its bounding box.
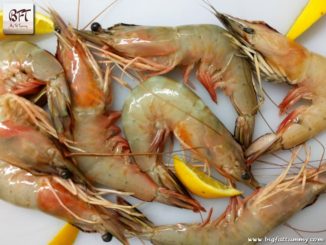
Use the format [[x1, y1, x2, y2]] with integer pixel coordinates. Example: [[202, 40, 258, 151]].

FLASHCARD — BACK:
[[0, 11, 54, 38], [287, 0, 326, 40], [173, 155, 242, 198], [34, 12, 55, 35], [48, 223, 79, 245]]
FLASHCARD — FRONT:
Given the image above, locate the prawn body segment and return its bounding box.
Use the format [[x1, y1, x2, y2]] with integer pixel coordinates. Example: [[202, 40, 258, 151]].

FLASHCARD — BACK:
[[137, 162, 326, 245], [80, 24, 258, 148], [0, 120, 72, 177], [214, 11, 326, 162], [73, 113, 160, 201], [0, 161, 129, 244], [56, 40, 105, 109], [51, 10, 202, 211], [0, 94, 84, 182], [122, 76, 257, 188], [0, 41, 71, 138]]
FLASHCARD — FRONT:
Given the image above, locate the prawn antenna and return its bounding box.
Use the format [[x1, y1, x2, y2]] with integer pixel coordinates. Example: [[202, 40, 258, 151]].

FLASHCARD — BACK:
[[81, 0, 120, 30], [76, 0, 81, 29], [53, 176, 143, 216]]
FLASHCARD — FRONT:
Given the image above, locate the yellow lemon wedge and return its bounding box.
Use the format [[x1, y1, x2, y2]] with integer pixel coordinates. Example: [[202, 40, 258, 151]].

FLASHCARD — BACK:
[[173, 155, 242, 198], [48, 223, 79, 245], [34, 12, 55, 35], [0, 11, 54, 39], [287, 0, 326, 40]]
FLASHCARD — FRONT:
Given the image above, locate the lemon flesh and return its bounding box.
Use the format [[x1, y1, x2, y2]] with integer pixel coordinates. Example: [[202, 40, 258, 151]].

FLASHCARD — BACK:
[[35, 12, 55, 34], [287, 0, 326, 40], [174, 156, 242, 198], [48, 223, 79, 245]]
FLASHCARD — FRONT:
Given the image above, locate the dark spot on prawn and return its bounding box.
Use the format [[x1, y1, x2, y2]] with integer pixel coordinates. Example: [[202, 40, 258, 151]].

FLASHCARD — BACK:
[[91, 22, 102, 32], [102, 233, 113, 242], [242, 27, 255, 34], [241, 171, 251, 180], [58, 167, 72, 179], [55, 26, 61, 33]]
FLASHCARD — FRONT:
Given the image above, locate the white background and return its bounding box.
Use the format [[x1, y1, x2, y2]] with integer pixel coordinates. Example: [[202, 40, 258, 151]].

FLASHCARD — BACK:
[[0, 0, 326, 244]]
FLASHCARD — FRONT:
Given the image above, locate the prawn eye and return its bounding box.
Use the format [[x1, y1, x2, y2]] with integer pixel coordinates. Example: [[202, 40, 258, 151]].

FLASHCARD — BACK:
[[91, 22, 102, 32], [55, 26, 61, 33], [243, 27, 255, 34], [102, 233, 113, 242], [57, 167, 72, 179], [241, 171, 251, 180]]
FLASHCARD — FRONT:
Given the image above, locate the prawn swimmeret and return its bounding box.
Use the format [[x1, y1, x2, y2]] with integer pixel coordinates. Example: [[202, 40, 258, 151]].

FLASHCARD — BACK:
[[0, 161, 142, 244], [50, 9, 203, 212], [131, 151, 326, 245], [0, 93, 81, 182], [78, 23, 258, 148], [0, 41, 71, 139], [122, 76, 258, 189], [213, 10, 326, 163], [0, 93, 141, 213]]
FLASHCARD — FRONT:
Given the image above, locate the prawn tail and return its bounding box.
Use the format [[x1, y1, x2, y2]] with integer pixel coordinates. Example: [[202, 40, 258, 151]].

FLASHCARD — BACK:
[[245, 133, 281, 164], [116, 197, 159, 243], [234, 114, 255, 148], [95, 207, 130, 245], [116, 197, 154, 234], [47, 74, 73, 142], [154, 164, 191, 196], [155, 187, 205, 212]]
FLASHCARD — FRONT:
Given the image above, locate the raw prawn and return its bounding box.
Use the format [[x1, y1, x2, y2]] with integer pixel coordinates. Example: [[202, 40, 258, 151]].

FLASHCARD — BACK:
[[213, 10, 326, 163], [78, 23, 258, 148], [0, 161, 139, 244], [0, 93, 82, 182], [122, 76, 258, 189], [50, 10, 203, 211], [0, 41, 71, 138], [130, 152, 326, 245]]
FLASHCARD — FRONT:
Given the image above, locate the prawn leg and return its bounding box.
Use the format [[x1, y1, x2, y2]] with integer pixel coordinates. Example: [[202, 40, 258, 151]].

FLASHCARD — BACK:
[[130, 154, 326, 245], [50, 9, 202, 211], [0, 94, 85, 183], [213, 8, 326, 162], [78, 23, 258, 148], [0, 161, 133, 244], [122, 76, 258, 189], [246, 103, 326, 163], [0, 41, 71, 139]]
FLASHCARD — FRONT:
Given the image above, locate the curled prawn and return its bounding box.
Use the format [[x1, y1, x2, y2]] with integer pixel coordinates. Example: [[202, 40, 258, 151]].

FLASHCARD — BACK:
[[0, 41, 71, 137], [122, 76, 258, 189], [49, 9, 203, 212], [131, 151, 326, 244], [0, 161, 142, 244], [78, 23, 258, 148], [213, 9, 326, 163]]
